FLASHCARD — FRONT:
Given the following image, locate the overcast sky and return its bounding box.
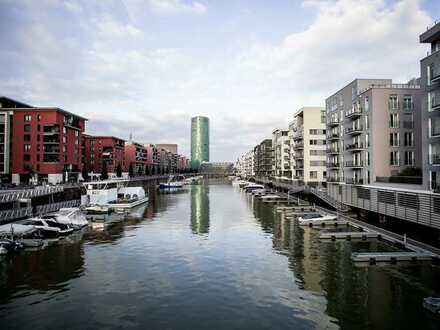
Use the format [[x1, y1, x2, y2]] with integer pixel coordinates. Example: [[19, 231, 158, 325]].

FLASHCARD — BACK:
[[1, 0, 438, 161]]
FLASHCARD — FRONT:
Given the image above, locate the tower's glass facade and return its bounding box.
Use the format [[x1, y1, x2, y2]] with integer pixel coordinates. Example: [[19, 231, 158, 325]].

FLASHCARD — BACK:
[[191, 116, 209, 169]]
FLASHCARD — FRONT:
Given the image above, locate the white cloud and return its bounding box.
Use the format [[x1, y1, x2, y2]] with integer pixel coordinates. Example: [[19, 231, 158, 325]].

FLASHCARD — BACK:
[[147, 0, 207, 15]]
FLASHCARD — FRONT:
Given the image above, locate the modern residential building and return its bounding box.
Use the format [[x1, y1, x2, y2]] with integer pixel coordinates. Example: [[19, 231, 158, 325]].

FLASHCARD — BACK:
[[191, 116, 209, 169], [124, 141, 149, 175], [289, 107, 326, 186], [200, 162, 234, 174], [0, 96, 86, 184], [253, 139, 273, 178], [325, 79, 422, 186], [235, 149, 254, 178], [83, 135, 125, 176], [156, 144, 178, 154], [420, 21, 440, 190], [272, 129, 290, 178]]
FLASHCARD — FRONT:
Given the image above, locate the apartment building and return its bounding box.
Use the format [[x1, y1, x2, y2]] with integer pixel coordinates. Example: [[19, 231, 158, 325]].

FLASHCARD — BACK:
[[272, 129, 290, 178], [289, 107, 326, 186], [325, 79, 422, 185], [420, 22, 440, 190], [235, 149, 254, 178], [83, 135, 125, 176], [156, 144, 178, 154], [253, 139, 273, 178], [124, 141, 149, 175], [0, 97, 86, 184]]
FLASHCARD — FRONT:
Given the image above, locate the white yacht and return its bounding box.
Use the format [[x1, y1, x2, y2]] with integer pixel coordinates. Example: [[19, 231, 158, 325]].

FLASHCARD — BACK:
[[298, 213, 338, 222], [159, 175, 185, 189], [41, 208, 88, 230], [19, 218, 74, 237], [84, 179, 149, 213]]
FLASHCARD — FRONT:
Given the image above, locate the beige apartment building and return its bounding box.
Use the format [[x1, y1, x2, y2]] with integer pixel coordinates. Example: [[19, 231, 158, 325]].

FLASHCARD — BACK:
[[289, 107, 327, 186], [272, 129, 291, 178], [326, 79, 422, 186]]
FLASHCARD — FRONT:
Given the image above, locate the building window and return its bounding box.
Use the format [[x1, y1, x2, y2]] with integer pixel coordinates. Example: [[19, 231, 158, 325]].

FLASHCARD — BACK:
[[24, 124, 31, 132], [37, 124, 40, 131], [404, 151, 414, 166], [310, 171, 318, 179], [389, 132, 399, 147], [404, 132, 414, 147], [403, 95, 413, 111], [37, 154, 40, 162], [321, 111, 326, 124], [389, 95, 399, 110], [23, 154, 31, 161], [74, 130, 79, 137], [389, 113, 399, 128], [24, 115, 32, 121], [63, 127, 67, 134], [37, 134, 40, 141], [63, 136, 67, 144], [37, 114, 41, 121], [390, 151, 399, 166], [24, 134, 31, 142], [24, 144, 31, 152], [365, 96, 369, 112]]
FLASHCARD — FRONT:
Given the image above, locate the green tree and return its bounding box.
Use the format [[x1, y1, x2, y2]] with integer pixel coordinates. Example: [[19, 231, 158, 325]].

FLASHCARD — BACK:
[[101, 161, 109, 180], [116, 163, 123, 178]]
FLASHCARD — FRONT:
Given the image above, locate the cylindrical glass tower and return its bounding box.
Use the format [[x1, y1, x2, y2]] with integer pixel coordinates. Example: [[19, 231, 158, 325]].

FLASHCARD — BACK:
[[191, 116, 209, 169]]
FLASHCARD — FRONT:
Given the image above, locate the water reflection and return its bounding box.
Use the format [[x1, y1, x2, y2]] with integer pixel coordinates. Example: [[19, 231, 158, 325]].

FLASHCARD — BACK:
[[190, 184, 210, 235], [251, 197, 440, 330]]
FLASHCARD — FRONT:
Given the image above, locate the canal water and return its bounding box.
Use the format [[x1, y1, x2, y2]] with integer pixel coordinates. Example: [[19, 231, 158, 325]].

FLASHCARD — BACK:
[[1, 182, 440, 329]]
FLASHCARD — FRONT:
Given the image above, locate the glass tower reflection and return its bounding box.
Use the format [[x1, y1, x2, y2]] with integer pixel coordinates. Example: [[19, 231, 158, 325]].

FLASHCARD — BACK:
[[190, 184, 210, 234]]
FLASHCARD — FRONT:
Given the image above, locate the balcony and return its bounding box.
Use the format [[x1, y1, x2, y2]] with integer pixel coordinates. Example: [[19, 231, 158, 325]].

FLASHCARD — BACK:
[[292, 129, 303, 140], [327, 177, 341, 183], [345, 161, 364, 168], [328, 133, 340, 140], [327, 147, 340, 154], [345, 107, 363, 119], [293, 142, 304, 149], [432, 154, 440, 165], [432, 100, 440, 112], [327, 118, 340, 126], [432, 71, 440, 84], [344, 126, 363, 135], [431, 126, 440, 137], [345, 178, 364, 185], [326, 162, 340, 168], [345, 142, 364, 151]]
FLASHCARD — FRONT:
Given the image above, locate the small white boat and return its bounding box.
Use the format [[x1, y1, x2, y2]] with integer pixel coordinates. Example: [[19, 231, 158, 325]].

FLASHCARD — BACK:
[[159, 175, 185, 189], [259, 194, 282, 200], [42, 208, 88, 230], [298, 213, 337, 222], [84, 205, 110, 215], [243, 184, 264, 192], [19, 218, 74, 237]]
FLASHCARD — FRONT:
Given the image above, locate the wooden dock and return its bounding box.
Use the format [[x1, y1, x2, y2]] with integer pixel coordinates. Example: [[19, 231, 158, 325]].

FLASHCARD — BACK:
[[352, 252, 433, 264], [320, 231, 381, 241]]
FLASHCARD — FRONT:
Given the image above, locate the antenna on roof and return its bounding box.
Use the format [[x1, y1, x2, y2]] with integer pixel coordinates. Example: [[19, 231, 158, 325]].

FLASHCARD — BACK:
[[129, 132, 133, 142]]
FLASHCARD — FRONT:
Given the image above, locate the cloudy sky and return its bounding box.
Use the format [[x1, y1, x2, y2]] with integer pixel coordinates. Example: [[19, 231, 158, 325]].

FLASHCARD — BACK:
[[0, 0, 438, 161]]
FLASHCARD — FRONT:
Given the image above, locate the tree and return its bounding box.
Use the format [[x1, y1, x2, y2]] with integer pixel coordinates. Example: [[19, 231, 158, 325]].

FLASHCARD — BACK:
[[82, 165, 89, 182], [116, 163, 122, 178], [101, 160, 108, 180], [128, 163, 134, 178]]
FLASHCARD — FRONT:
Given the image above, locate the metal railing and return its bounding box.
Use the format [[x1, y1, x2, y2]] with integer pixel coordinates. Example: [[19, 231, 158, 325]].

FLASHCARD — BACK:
[[0, 186, 64, 204], [0, 207, 33, 224], [36, 199, 81, 215]]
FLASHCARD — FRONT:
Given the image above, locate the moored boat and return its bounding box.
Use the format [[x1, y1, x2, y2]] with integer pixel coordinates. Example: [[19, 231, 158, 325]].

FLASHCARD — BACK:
[[41, 207, 88, 230]]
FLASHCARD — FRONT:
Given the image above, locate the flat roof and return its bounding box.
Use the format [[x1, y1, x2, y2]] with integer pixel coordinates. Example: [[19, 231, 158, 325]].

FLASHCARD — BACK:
[[420, 21, 440, 43], [84, 135, 125, 142], [4, 107, 88, 121]]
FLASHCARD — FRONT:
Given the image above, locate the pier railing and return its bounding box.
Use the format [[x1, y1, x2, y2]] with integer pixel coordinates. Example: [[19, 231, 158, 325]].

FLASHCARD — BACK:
[[0, 207, 33, 224], [36, 200, 81, 215], [0, 186, 64, 204]]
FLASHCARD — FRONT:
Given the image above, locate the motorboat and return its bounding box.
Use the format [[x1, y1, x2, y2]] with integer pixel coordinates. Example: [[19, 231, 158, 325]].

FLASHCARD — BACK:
[[243, 184, 264, 192], [41, 208, 88, 230], [0, 223, 44, 248], [84, 179, 149, 211], [159, 175, 185, 189], [184, 176, 203, 185], [19, 218, 74, 237], [0, 238, 24, 254], [298, 213, 337, 222]]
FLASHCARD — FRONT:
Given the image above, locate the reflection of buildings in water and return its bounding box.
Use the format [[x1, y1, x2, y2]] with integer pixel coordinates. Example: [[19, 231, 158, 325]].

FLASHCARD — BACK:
[[190, 184, 210, 234], [0, 235, 85, 296]]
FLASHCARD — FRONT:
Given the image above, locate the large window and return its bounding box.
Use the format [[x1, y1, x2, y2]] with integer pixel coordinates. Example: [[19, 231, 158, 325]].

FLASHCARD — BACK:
[[389, 95, 399, 110], [389, 113, 399, 128], [403, 95, 413, 111], [24, 124, 31, 132], [24, 144, 31, 152], [404, 151, 414, 166], [390, 151, 399, 166], [24, 114, 32, 121], [389, 132, 399, 147], [404, 132, 414, 147]]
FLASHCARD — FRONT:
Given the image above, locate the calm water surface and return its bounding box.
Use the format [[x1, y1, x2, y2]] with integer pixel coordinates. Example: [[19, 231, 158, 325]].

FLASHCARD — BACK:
[[1, 182, 440, 329]]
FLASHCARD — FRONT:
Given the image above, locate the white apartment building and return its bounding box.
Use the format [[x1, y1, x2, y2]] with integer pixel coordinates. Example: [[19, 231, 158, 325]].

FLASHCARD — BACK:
[[235, 149, 255, 178], [272, 129, 291, 179], [289, 107, 327, 186]]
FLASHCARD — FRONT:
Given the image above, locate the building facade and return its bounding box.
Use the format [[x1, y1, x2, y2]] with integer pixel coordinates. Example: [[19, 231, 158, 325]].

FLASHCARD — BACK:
[[272, 129, 290, 178], [156, 144, 178, 154], [290, 107, 326, 186], [0, 97, 86, 184], [325, 79, 422, 186], [253, 139, 273, 178], [191, 116, 209, 169], [420, 22, 440, 190], [83, 135, 125, 177], [124, 141, 149, 175]]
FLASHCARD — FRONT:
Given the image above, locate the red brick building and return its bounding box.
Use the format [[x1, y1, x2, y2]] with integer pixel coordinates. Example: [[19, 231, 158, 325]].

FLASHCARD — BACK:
[[83, 135, 125, 177], [0, 97, 86, 184], [124, 141, 149, 175]]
